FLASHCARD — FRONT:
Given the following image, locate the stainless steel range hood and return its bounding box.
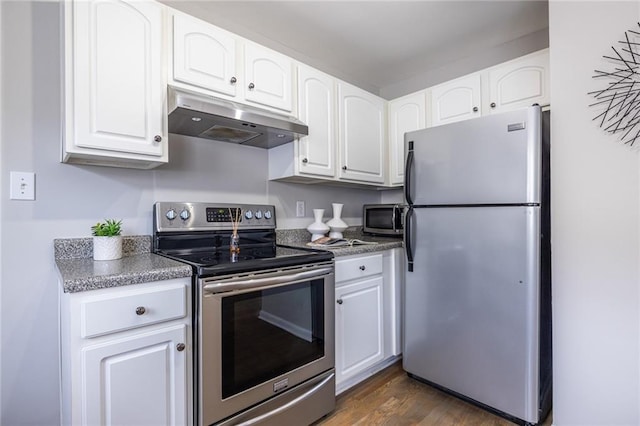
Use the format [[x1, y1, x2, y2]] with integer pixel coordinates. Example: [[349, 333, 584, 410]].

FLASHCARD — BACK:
[[168, 86, 308, 149]]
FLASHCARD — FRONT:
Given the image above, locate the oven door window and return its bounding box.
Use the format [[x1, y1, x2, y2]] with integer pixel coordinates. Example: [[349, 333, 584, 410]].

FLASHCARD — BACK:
[[220, 279, 325, 398]]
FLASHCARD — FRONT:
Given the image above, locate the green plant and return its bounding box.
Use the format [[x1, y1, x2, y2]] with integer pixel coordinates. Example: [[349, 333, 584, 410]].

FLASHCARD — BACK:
[[91, 219, 122, 237]]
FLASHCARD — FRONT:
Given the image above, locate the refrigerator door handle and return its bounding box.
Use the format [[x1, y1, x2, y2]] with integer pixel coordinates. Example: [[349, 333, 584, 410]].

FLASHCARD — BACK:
[[405, 206, 414, 272], [404, 146, 414, 206]]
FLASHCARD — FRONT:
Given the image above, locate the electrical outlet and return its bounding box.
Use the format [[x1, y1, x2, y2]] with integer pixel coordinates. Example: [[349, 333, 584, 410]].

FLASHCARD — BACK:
[[296, 201, 305, 217], [10, 171, 35, 200]]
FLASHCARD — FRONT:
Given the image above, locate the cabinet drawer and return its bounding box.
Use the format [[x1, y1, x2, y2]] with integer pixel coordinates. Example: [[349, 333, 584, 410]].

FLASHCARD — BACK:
[[335, 253, 383, 284], [80, 283, 187, 338]]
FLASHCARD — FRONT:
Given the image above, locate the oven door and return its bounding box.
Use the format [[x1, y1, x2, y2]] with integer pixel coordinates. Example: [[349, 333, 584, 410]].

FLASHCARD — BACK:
[[198, 262, 335, 426]]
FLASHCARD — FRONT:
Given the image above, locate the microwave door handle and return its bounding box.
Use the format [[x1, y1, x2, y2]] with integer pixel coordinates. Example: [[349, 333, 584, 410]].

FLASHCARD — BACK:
[[392, 205, 397, 233]]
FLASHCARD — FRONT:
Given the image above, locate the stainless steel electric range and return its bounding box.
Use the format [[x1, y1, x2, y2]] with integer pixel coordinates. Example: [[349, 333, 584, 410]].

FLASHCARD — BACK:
[[153, 202, 336, 426]]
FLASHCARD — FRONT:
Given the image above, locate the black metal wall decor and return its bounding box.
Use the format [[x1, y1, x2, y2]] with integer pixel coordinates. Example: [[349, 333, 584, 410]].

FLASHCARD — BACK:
[[590, 23, 640, 147]]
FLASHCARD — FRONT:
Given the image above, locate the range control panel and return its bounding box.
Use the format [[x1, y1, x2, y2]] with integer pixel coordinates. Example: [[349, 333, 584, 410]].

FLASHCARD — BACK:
[[154, 202, 276, 232]]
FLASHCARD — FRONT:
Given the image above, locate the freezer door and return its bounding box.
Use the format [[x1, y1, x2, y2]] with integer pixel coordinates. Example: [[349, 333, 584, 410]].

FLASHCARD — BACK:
[[404, 106, 541, 206], [403, 206, 540, 423]]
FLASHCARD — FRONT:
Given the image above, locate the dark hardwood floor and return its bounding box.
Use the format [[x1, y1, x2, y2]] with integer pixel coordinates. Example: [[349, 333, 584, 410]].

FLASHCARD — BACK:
[[315, 362, 552, 426]]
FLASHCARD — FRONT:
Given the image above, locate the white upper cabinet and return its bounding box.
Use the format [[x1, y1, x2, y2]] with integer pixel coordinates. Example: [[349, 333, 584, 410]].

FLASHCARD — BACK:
[[62, 0, 168, 169], [296, 65, 336, 177], [171, 12, 237, 97], [487, 49, 550, 113], [388, 91, 426, 186], [243, 41, 293, 112], [430, 73, 482, 127], [338, 82, 386, 184], [169, 11, 293, 113]]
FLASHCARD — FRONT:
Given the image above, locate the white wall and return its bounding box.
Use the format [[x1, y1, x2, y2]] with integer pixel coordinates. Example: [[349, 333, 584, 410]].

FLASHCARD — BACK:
[[550, 2, 640, 425], [0, 2, 384, 424]]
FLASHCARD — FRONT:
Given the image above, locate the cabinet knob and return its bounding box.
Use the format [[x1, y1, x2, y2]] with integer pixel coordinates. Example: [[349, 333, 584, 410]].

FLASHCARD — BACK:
[[302, 158, 308, 163], [135, 306, 146, 316], [472, 106, 478, 112], [248, 82, 255, 90], [230, 76, 237, 84], [342, 165, 347, 170], [153, 135, 162, 143], [336, 299, 343, 305], [176, 343, 186, 352], [359, 265, 366, 271], [490, 102, 496, 108]]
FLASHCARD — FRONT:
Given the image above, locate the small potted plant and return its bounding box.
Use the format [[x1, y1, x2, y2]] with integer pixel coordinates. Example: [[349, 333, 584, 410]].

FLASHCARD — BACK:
[[91, 219, 123, 261]]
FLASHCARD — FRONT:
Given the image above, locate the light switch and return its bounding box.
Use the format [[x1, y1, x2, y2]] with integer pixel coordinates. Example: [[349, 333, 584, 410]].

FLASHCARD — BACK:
[[10, 171, 35, 200]]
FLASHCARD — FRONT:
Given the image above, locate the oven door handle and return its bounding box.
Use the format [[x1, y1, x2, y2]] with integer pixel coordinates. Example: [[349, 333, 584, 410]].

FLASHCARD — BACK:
[[203, 266, 334, 294]]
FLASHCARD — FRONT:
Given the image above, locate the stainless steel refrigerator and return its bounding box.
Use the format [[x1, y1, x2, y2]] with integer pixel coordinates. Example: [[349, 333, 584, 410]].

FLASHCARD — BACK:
[[403, 105, 551, 425]]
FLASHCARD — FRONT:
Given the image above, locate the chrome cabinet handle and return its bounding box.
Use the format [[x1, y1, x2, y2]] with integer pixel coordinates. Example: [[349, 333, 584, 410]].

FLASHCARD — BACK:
[[153, 135, 162, 143], [248, 82, 255, 90], [359, 265, 366, 271], [336, 299, 343, 305], [490, 102, 496, 108], [473, 106, 478, 112], [230, 76, 237, 84], [135, 306, 146, 315], [176, 343, 185, 352], [302, 158, 308, 163]]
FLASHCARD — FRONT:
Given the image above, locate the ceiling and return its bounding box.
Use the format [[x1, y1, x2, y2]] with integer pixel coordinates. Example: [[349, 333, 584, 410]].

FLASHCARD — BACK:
[[160, 1, 549, 99]]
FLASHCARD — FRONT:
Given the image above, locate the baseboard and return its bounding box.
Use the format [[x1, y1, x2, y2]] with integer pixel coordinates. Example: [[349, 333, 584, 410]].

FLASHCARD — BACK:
[[336, 355, 402, 395]]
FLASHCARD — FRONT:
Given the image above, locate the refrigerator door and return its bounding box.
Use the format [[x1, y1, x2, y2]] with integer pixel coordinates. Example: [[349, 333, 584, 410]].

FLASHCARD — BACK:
[[403, 206, 540, 423], [404, 106, 541, 206]]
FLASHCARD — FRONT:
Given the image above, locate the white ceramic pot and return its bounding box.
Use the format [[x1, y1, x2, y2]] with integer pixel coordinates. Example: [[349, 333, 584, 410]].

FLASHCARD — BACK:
[[307, 209, 330, 241], [93, 235, 123, 261], [326, 203, 348, 238]]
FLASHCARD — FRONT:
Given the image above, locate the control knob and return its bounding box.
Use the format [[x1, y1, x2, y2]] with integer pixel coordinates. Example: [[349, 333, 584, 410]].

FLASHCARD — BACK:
[[166, 209, 177, 221], [179, 209, 190, 221], [255, 210, 263, 219], [245, 210, 253, 220], [264, 210, 272, 220]]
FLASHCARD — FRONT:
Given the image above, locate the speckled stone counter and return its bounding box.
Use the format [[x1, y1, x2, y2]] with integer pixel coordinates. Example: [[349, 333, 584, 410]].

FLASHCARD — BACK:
[[277, 227, 403, 257], [54, 236, 192, 293]]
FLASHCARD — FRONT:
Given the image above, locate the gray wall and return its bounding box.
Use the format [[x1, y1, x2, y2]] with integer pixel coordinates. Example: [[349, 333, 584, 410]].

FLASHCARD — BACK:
[[379, 29, 549, 100], [550, 2, 640, 425], [0, 2, 381, 424]]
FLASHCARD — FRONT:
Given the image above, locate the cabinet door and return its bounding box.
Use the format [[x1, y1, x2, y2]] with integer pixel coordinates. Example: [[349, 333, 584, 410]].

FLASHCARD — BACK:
[[338, 83, 385, 184], [430, 74, 481, 127], [171, 13, 237, 97], [71, 0, 166, 157], [83, 325, 188, 426], [335, 277, 384, 385], [388, 92, 426, 186], [243, 42, 293, 112], [297, 65, 336, 177], [487, 49, 549, 113]]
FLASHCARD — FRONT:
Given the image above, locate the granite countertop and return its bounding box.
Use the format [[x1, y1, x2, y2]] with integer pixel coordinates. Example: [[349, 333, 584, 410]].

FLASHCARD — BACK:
[[54, 236, 192, 293], [277, 227, 403, 257]]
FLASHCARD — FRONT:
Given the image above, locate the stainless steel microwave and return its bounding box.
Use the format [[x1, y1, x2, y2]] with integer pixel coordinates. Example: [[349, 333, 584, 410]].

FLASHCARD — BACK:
[[362, 204, 404, 236]]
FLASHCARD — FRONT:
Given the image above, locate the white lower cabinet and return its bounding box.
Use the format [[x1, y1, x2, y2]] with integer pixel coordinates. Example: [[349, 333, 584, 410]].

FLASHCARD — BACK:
[[83, 325, 187, 426], [334, 249, 403, 393], [60, 278, 191, 426], [335, 275, 385, 384]]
